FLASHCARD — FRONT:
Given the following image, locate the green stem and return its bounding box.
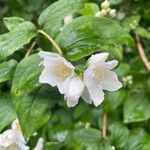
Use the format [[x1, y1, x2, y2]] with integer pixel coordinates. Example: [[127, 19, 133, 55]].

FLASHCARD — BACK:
[[38, 29, 62, 55]]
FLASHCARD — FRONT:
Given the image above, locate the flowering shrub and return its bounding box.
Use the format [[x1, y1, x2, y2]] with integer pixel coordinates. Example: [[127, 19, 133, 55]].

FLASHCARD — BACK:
[[0, 0, 150, 149]]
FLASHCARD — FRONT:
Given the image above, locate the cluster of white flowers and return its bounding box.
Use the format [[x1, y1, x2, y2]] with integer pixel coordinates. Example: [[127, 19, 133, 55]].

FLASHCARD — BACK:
[[0, 119, 44, 150], [0, 119, 29, 150], [39, 51, 122, 107], [95, 0, 116, 18]]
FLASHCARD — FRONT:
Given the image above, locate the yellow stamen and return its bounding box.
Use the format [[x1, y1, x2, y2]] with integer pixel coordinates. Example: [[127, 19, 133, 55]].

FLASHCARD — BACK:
[[55, 64, 71, 80]]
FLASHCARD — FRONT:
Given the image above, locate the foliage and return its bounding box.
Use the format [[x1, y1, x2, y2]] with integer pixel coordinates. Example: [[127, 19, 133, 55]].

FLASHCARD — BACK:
[[0, 0, 150, 149]]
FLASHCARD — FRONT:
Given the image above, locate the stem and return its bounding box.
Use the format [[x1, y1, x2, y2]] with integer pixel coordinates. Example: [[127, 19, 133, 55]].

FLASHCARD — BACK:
[[135, 33, 150, 71], [25, 41, 36, 58], [38, 29, 62, 55], [102, 111, 107, 141]]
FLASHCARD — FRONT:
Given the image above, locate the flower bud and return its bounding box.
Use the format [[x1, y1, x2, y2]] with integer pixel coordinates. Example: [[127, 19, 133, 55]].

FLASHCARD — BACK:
[[101, 0, 110, 9], [109, 9, 116, 18]]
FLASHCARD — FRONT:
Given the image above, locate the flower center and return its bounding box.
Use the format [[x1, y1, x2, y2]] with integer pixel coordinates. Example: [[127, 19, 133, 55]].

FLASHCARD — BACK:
[[55, 63, 71, 80], [93, 67, 105, 79], [8, 144, 18, 150]]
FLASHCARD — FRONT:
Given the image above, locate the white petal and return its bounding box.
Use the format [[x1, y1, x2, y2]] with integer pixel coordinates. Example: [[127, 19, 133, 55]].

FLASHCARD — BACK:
[[89, 53, 109, 65], [64, 77, 84, 107], [81, 88, 92, 104], [39, 51, 60, 59], [84, 75, 104, 106], [39, 68, 59, 87], [106, 60, 118, 69], [98, 69, 122, 91], [57, 77, 71, 94], [33, 137, 44, 150]]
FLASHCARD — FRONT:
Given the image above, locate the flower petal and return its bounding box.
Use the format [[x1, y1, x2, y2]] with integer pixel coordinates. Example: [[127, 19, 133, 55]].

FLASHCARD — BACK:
[[106, 60, 118, 69], [39, 51, 60, 59], [57, 77, 71, 94], [84, 74, 104, 106], [89, 53, 109, 65], [39, 68, 59, 87], [64, 77, 85, 107], [98, 69, 122, 91], [81, 88, 92, 104]]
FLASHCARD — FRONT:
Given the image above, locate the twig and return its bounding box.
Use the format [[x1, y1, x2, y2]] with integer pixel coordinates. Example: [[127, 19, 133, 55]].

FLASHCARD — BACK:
[[25, 41, 36, 58], [38, 29, 62, 55], [135, 33, 150, 71], [102, 111, 107, 141]]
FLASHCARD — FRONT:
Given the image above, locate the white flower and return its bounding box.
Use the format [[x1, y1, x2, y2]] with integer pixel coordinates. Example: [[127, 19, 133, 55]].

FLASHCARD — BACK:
[[33, 138, 44, 150], [0, 119, 29, 150], [82, 53, 122, 106], [39, 51, 84, 107]]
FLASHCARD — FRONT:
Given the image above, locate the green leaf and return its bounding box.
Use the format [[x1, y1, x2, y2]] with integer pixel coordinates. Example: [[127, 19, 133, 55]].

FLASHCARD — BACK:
[[0, 59, 18, 83], [74, 128, 101, 147], [3, 17, 25, 31], [56, 16, 133, 61], [122, 15, 141, 32], [103, 89, 127, 112], [108, 122, 129, 148], [38, 0, 84, 37], [124, 129, 150, 150], [124, 90, 150, 123], [0, 93, 16, 131], [0, 21, 37, 60], [135, 27, 150, 39], [80, 3, 100, 16], [11, 54, 51, 137]]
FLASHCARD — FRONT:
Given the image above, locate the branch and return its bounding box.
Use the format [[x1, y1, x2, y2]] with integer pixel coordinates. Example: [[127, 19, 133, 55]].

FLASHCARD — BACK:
[[25, 41, 36, 58], [38, 29, 62, 55], [102, 111, 107, 141], [135, 33, 150, 71]]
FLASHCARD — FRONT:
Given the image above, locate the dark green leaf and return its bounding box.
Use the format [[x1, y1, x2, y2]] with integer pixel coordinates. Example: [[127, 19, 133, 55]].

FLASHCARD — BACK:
[[74, 128, 101, 147], [0, 21, 37, 60], [124, 90, 150, 123], [103, 89, 127, 112], [56, 16, 133, 61], [0, 93, 16, 131], [0, 59, 18, 83], [11, 54, 51, 137], [38, 0, 84, 37], [3, 17, 25, 31], [108, 122, 129, 148], [124, 129, 150, 150]]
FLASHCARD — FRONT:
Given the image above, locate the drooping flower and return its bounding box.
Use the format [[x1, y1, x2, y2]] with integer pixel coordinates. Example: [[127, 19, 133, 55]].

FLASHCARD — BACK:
[[39, 51, 84, 107], [82, 53, 122, 106], [0, 119, 29, 150]]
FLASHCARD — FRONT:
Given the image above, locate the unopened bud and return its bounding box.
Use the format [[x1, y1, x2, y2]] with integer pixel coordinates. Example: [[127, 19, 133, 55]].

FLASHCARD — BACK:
[[64, 15, 73, 26], [101, 0, 110, 9], [109, 9, 116, 18], [100, 9, 107, 16]]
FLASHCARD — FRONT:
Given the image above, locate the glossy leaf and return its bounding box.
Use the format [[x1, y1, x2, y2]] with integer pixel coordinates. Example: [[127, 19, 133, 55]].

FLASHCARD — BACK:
[[0, 93, 16, 131], [0, 21, 37, 60], [3, 17, 25, 31], [124, 90, 150, 123], [56, 16, 133, 61], [11, 54, 51, 137], [0, 59, 18, 83], [38, 0, 84, 37]]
